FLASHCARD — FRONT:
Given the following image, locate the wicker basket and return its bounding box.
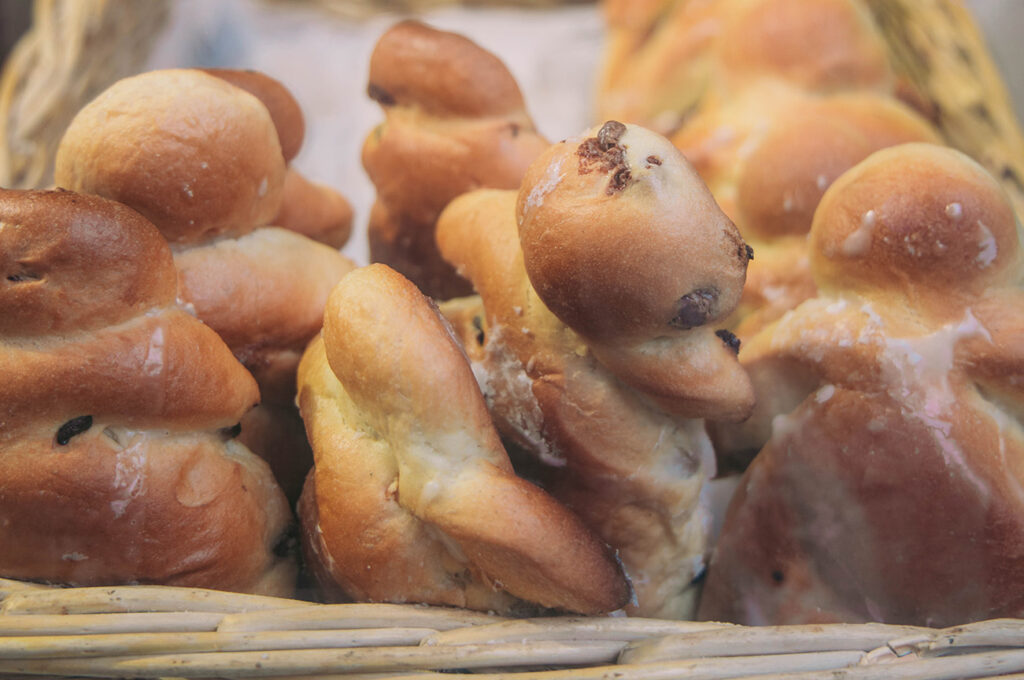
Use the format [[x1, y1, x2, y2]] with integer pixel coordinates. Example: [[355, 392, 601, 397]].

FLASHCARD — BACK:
[[3, 578, 1024, 679], [2, 2, 1024, 679]]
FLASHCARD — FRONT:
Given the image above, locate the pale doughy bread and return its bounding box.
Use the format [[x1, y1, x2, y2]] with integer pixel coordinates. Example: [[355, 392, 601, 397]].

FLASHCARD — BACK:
[[362, 20, 549, 299], [700, 143, 1024, 626], [296, 264, 630, 615], [0, 188, 294, 595], [437, 122, 752, 618], [54, 68, 357, 501]]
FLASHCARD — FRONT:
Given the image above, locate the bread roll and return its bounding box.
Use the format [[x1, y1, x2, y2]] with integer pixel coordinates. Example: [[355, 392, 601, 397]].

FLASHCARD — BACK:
[[297, 264, 630, 614], [0, 188, 294, 595], [700, 143, 1024, 626], [362, 20, 549, 299], [437, 122, 752, 618], [55, 68, 357, 501]]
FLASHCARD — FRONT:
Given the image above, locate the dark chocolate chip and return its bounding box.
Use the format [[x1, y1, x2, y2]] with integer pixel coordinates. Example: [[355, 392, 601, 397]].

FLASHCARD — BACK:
[[671, 289, 718, 329], [597, 120, 627, 150], [745, 244, 755, 261], [472, 315, 485, 346], [367, 82, 396, 106], [56, 416, 93, 445], [273, 524, 299, 558], [690, 564, 708, 585], [220, 423, 242, 440], [607, 167, 632, 195], [6, 270, 41, 283], [716, 329, 741, 354]]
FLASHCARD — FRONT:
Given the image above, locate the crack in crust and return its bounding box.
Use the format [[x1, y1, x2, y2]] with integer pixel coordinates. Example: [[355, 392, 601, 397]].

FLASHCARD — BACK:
[[577, 120, 632, 195]]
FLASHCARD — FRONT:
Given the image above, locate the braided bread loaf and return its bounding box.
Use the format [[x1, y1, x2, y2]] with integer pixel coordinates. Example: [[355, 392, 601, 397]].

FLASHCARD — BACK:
[[701, 143, 1024, 626], [362, 20, 549, 300], [53, 69, 356, 500], [437, 121, 752, 618], [296, 264, 630, 614], [0, 188, 294, 594]]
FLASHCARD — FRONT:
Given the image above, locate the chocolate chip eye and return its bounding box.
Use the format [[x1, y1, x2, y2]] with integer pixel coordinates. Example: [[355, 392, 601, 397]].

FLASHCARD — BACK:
[[671, 289, 718, 329], [716, 329, 741, 354], [471, 315, 485, 346], [220, 423, 242, 440], [745, 244, 754, 261], [56, 416, 93, 445], [366, 82, 395, 106]]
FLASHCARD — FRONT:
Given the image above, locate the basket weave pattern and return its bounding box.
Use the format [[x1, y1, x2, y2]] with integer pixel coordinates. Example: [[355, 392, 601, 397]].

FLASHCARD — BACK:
[[2, 578, 1024, 679]]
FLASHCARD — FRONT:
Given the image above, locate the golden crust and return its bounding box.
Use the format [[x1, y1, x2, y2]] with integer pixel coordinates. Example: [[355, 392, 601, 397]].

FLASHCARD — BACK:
[[700, 143, 1024, 626], [297, 264, 630, 615], [55, 69, 286, 244], [0, 188, 294, 596], [0, 189, 177, 336], [273, 168, 354, 249], [362, 20, 549, 299]]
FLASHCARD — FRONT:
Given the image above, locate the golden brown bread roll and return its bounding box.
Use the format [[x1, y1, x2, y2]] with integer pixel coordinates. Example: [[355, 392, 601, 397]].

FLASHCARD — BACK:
[[700, 143, 1024, 626], [54, 68, 357, 501], [0, 188, 294, 595], [437, 122, 753, 618], [296, 264, 630, 614], [362, 20, 549, 299]]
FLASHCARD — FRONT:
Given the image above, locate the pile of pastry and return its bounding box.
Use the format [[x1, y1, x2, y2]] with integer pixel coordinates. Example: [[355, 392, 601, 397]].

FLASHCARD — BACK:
[[2, 0, 1022, 628]]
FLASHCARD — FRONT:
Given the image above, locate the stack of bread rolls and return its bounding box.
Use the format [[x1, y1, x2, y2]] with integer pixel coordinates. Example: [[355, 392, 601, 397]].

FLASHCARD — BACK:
[[53, 68, 356, 501], [0, 188, 294, 595]]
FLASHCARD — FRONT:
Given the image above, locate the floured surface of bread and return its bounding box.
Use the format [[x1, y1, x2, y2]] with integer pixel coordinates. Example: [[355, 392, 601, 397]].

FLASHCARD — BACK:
[[362, 20, 549, 299], [437, 122, 752, 618], [0, 188, 295, 596], [297, 264, 630, 615], [700, 144, 1024, 626]]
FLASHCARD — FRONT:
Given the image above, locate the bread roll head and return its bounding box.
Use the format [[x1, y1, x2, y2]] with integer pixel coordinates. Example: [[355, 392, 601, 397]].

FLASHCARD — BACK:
[[367, 19, 528, 118], [0, 189, 176, 336], [203, 68, 306, 162], [517, 120, 749, 345], [55, 69, 286, 244], [810, 143, 1022, 314]]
